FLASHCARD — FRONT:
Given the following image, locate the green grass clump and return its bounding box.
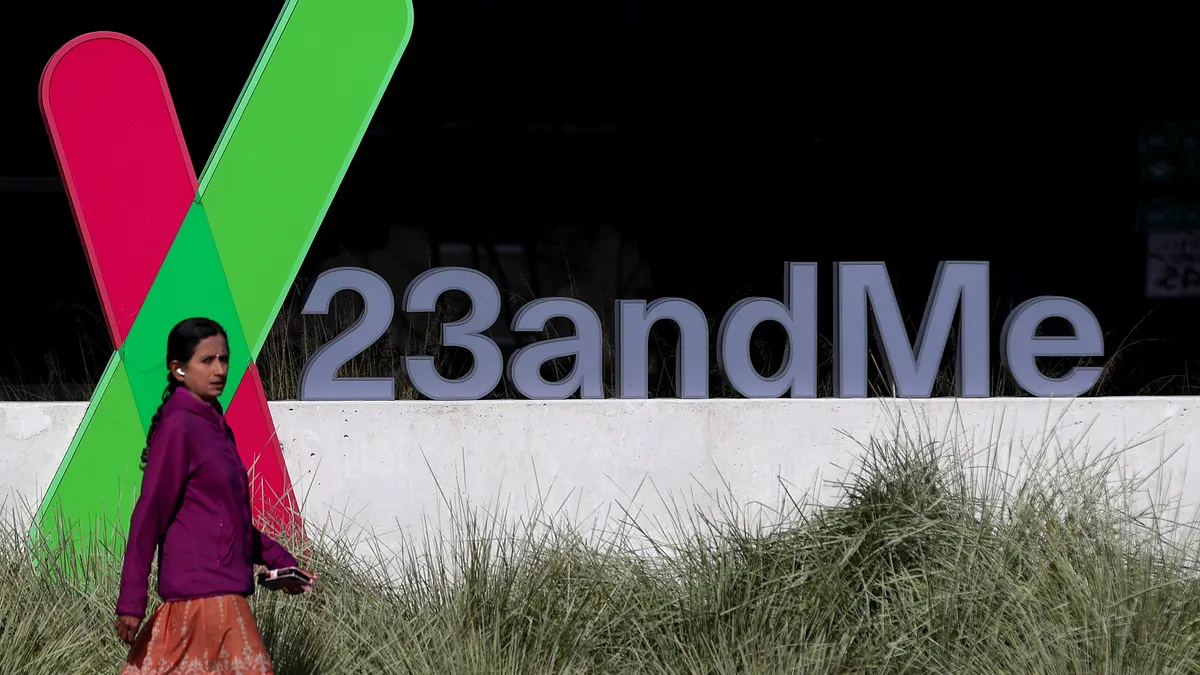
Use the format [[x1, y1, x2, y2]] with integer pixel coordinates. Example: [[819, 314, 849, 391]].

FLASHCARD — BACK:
[[3, 434, 1200, 673]]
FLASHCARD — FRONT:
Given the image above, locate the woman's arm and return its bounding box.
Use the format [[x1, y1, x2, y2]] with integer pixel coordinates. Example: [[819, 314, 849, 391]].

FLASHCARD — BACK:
[[253, 527, 299, 570], [115, 419, 189, 620]]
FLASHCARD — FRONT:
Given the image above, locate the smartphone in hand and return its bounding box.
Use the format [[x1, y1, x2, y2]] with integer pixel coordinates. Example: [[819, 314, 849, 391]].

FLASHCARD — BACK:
[[257, 566, 313, 592]]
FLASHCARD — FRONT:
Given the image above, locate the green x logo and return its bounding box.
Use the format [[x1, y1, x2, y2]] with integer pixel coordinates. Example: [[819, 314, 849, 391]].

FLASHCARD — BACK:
[[35, 0, 414, 552]]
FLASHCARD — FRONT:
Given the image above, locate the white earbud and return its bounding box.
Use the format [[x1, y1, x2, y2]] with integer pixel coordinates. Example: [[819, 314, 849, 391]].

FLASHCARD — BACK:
[[176, 368, 185, 377]]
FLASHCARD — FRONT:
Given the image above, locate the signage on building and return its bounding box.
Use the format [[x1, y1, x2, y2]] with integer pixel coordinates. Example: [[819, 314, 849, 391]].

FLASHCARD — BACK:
[[1146, 230, 1200, 299], [38, 0, 415, 550], [298, 261, 1105, 401]]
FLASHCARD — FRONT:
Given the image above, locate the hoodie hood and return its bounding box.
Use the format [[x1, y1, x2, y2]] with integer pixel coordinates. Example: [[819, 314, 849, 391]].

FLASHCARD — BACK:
[[165, 384, 226, 425]]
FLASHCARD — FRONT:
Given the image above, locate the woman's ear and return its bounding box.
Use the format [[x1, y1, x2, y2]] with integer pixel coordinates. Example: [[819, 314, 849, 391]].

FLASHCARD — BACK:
[[168, 361, 185, 382]]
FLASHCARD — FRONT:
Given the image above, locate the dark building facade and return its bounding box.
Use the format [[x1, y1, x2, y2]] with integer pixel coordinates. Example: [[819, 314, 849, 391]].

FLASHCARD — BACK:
[[3, 2, 1197, 399]]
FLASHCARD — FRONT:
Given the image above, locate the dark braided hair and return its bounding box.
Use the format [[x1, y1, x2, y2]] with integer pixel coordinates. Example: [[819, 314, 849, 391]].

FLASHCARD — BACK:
[[141, 317, 228, 469]]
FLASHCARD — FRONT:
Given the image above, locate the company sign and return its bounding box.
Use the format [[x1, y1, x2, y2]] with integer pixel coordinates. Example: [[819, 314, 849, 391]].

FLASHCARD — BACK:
[[297, 261, 1104, 401], [38, 0, 415, 549]]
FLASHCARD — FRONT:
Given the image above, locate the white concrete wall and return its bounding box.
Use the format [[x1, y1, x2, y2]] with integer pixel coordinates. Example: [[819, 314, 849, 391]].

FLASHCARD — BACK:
[[3, 398, 1199, 553]]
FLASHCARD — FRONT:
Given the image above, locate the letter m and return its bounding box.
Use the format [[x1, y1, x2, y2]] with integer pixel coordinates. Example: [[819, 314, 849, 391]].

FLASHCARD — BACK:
[[832, 261, 990, 398]]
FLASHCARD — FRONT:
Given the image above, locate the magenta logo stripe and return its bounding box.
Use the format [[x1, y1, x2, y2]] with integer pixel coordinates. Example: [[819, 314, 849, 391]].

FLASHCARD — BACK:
[[39, 32, 198, 345], [38, 32, 301, 540]]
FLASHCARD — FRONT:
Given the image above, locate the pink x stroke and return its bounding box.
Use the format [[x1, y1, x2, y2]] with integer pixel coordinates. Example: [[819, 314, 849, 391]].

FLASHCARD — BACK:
[[41, 32, 301, 535]]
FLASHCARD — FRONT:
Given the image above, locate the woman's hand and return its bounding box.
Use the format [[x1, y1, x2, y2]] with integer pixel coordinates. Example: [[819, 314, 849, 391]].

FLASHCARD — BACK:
[[115, 615, 141, 644], [282, 569, 317, 595]]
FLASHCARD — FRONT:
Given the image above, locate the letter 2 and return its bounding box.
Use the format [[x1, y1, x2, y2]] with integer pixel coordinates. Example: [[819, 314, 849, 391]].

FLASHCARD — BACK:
[[298, 267, 396, 401]]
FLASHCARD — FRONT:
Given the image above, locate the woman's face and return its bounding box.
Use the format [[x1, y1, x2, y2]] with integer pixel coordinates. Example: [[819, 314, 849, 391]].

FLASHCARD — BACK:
[[172, 335, 230, 402]]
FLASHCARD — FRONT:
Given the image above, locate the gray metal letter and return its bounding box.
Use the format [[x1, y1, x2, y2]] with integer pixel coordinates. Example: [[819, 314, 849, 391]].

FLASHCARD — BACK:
[[402, 267, 503, 400], [1000, 296, 1104, 397], [507, 298, 604, 399], [716, 262, 818, 398], [299, 267, 396, 401], [832, 261, 990, 398], [614, 298, 709, 398]]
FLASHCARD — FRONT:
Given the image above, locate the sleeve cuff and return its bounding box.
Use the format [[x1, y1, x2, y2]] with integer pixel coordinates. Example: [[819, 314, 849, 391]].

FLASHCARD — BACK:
[[115, 600, 146, 620]]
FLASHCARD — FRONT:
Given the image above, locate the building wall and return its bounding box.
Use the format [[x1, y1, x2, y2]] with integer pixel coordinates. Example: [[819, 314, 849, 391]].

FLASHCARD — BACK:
[[3, 398, 1199, 553]]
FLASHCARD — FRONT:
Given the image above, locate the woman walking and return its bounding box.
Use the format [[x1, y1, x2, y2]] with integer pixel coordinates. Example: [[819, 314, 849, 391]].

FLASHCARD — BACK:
[[115, 317, 311, 674]]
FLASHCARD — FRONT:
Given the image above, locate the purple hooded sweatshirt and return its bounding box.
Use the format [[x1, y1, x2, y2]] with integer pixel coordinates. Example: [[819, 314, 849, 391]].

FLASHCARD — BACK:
[[115, 386, 297, 619]]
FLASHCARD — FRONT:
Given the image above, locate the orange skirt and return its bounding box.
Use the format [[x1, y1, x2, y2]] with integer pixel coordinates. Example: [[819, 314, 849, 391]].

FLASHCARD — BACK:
[[120, 594, 273, 675]]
